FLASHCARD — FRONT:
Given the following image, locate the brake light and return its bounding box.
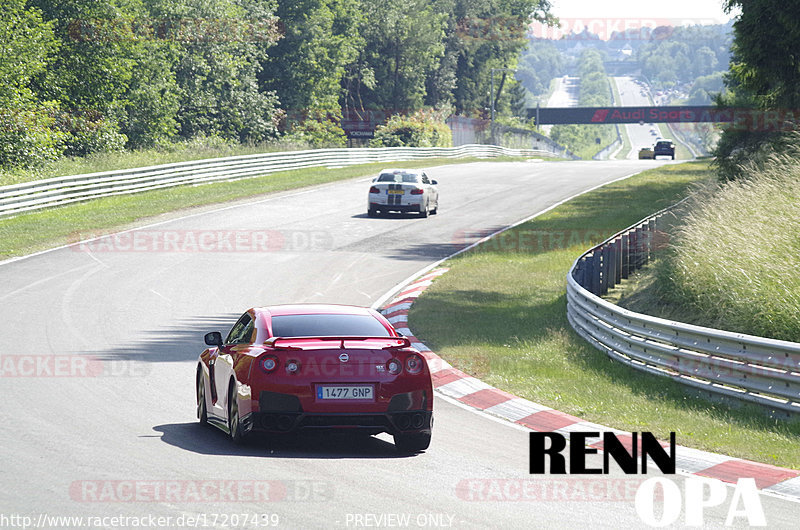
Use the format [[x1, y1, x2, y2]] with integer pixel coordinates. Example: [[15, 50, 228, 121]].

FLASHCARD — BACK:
[[387, 359, 402, 375], [369, 186, 380, 194], [286, 360, 300, 374], [410, 188, 424, 195], [261, 356, 279, 373], [405, 354, 424, 374]]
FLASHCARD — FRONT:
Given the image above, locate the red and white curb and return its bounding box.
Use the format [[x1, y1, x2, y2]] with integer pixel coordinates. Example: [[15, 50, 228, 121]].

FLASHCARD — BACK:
[[380, 267, 800, 502]]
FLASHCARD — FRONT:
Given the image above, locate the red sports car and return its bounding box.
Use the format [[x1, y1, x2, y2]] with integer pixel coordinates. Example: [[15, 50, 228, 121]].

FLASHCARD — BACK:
[[196, 304, 433, 452]]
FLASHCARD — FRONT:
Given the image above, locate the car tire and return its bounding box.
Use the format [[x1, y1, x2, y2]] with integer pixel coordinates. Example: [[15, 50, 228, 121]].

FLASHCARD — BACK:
[[197, 368, 208, 426], [394, 432, 431, 453], [368, 207, 378, 217], [419, 201, 429, 218], [671, 154, 675, 160], [228, 383, 246, 444], [431, 201, 438, 215]]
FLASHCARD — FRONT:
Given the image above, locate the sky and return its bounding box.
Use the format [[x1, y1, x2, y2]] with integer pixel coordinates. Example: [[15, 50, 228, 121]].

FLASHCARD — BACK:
[[549, 0, 735, 24]]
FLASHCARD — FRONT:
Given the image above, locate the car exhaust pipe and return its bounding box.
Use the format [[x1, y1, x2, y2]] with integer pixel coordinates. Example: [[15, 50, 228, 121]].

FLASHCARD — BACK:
[[277, 415, 294, 431], [396, 414, 411, 430], [411, 413, 424, 429], [261, 414, 277, 430]]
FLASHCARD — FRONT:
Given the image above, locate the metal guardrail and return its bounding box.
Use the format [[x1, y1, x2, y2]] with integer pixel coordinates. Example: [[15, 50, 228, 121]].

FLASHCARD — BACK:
[[566, 204, 800, 417], [0, 144, 558, 217]]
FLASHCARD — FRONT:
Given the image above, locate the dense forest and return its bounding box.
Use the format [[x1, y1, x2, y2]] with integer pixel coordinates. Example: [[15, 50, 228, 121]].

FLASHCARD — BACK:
[[517, 22, 732, 105], [636, 24, 732, 94], [0, 0, 554, 170]]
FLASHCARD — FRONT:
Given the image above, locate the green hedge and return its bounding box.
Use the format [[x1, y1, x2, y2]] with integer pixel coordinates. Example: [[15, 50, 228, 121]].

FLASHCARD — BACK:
[[370, 110, 452, 148]]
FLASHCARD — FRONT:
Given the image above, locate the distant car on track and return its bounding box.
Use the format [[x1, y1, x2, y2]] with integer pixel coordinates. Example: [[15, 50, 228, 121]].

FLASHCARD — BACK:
[[196, 304, 434, 452], [638, 147, 655, 159], [368, 169, 439, 217], [654, 139, 676, 160]]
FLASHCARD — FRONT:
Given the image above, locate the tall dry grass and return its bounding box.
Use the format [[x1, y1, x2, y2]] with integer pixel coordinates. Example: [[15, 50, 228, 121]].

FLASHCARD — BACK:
[[663, 138, 800, 341]]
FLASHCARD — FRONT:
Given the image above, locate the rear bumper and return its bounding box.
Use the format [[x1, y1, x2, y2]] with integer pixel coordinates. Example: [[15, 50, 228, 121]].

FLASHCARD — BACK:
[[369, 197, 424, 212], [242, 410, 433, 436], [369, 202, 423, 213], [242, 389, 433, 435]]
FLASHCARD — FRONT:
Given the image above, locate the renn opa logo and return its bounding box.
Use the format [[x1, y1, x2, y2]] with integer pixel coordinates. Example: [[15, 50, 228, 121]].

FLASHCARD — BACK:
[[529, 431, 766, 526]]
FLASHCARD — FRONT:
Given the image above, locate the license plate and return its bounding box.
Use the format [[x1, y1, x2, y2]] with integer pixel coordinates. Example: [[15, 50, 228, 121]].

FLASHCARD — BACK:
[[317, 385, 374, 400], [387, 190, 404, 195]]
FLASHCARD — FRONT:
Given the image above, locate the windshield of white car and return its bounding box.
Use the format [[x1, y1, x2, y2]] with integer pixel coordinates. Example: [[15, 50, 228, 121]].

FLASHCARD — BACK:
[[271, 314, 391, 337]]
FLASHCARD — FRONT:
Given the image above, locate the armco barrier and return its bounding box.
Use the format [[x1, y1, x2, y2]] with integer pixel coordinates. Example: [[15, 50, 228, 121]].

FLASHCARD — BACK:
[[0, 144, 558, 217], [566, 204, 800, 417]]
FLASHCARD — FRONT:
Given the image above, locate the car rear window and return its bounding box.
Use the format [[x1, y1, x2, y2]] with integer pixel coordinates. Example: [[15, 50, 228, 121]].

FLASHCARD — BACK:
[[656, 141, 672, 148], [271, 314, 391, 337], [377, 172, 420, 183]]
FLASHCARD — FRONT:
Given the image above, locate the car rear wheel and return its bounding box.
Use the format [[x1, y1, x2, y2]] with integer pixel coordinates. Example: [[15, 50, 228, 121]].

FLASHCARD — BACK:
[[196, 369, 208, 426], [419, 201, 429, 218], [394, 432, 431, 453], [368, 207, 379, 217], [228, 384, 246, 444]]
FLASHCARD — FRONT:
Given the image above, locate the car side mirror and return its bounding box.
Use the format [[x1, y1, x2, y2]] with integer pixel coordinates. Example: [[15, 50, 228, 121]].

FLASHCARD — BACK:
[[372, 177, 378, 182], [431, 180, 438, 185], [204, 331, 223, 347]]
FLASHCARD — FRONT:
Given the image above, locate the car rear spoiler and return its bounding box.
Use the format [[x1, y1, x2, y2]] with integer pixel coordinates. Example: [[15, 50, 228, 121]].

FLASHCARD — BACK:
[[264, 336, 412, 350]]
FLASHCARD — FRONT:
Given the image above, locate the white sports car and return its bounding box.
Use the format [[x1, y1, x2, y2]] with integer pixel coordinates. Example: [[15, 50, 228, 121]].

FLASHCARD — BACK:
[[367, 169, 439, 218]]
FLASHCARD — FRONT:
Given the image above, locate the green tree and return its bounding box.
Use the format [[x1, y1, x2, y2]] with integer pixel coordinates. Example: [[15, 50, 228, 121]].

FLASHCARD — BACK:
[[637, 25, 731, 89], [163, 0, 282, 143], [516, 39, 564, 96], [714, 1, 800, 179], [30, 0, 138, 122], [724, 0, 800, 109], [0, 0, 63, 168], [445, 0, 555, 116], [549, 49, 614, 158], [0, 0, 57, 106], [693, 46, 718, 78], [345, 0, 447, 112], [261, 0, 362, 113]]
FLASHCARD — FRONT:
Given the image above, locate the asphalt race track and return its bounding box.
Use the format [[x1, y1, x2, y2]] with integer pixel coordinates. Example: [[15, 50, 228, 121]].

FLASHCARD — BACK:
[[1, 160, 796, 528], [613, 76, 668, 160]]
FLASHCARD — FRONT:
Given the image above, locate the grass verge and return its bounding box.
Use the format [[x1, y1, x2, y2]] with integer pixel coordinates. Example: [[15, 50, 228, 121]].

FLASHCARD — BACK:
[[409, 159, 800, 469], [617, 161, 800, 342], [0, 156, 530, 260]]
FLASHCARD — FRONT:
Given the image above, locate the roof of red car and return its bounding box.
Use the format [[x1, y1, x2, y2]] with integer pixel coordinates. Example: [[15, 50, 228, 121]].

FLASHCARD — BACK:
[[254, 304, 375, 317]]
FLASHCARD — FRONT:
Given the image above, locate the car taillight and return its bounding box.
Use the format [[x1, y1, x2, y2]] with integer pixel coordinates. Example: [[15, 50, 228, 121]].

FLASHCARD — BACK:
[[410, 188, 424, 195], [261, 356, 279, 373], [405, 354, 423, 374], [387, 359, 402, 375], [369, 186, 380, 194]]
